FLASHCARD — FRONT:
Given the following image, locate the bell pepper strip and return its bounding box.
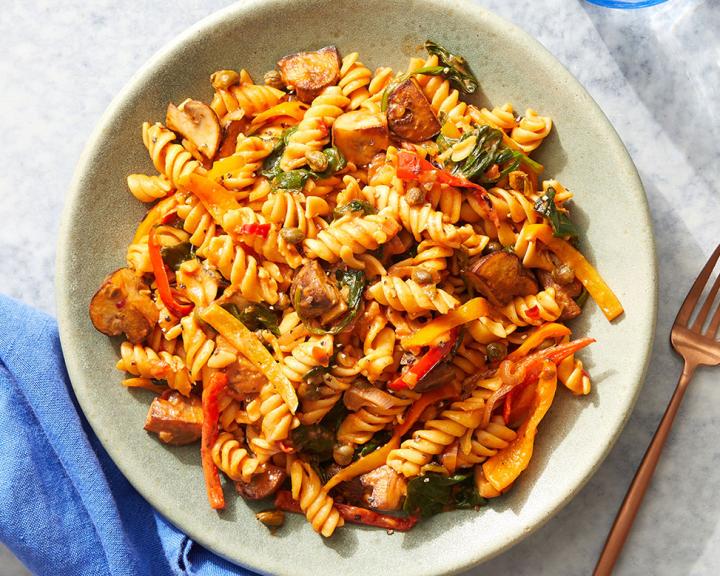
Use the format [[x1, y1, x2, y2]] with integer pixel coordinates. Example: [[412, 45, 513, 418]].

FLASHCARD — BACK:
[[202, 372, 228, 509], [507, 322, 571, 362], [397, 149, 486, 192], [503, 381, 537, 427], [482, 337, 594, 427], [238, 223, 271, 238], [247, 101, 308, 134], [182, 172, 242, 226], [322, 381, 459, 493], [208, 154, 248, 180], [520, 223, 624, 321], [401, 298, 490, 349], [148, 223, 194, 318], [274, 491, 419, 532], [389, 328, 458, 391], [121, 377, 167, 394], [132, 195, 178, 244], [483, 361, 557, 492], [200, 303, 298, 414]]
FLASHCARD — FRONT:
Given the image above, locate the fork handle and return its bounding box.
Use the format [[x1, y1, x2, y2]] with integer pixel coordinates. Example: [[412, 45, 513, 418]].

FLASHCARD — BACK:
[[594, 362, 696, 576]]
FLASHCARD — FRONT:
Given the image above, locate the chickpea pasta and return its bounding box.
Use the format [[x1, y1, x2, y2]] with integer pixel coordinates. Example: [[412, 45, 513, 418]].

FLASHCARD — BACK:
[[90, 41, 622, 538]]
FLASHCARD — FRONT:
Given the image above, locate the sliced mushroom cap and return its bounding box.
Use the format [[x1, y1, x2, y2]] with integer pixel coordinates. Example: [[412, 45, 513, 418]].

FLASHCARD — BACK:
[[144, 390, 203, 445], [89, 268, 159, 343], [360, 465, 407, 511], [235, 464, 287, 500], [166, 98, 221, 161], [277, 46, 341, 103], [466, 251, 538, 307], [290, 260, 341, 320], [332, 110, 390, 166], [226, 355, 268, 395], [386, 77, 441, 142]]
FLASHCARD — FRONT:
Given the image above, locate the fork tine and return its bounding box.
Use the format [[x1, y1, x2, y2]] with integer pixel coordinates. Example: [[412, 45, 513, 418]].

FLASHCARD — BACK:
[[675, 244, 720, 327], [707, 296, 720, 339], [691, 271, 720, 332]]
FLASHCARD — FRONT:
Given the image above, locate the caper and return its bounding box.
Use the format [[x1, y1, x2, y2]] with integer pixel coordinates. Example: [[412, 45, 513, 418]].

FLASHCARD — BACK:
[[412, 268, 433, 285], [256, 510, 285, 530], [486, 342, 507, 363], [280, 227, 305, 244], [304, 150, 328, 172], [406, 186, 426, 206], [485, 241, 503, 253], [210, 69, 240, 90], [552, 263, 575, 285], [263, 70, 285, 90]]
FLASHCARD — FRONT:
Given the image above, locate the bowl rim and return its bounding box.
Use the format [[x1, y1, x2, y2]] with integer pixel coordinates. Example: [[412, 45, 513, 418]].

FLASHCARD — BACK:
[[56, 0, 658, 573]]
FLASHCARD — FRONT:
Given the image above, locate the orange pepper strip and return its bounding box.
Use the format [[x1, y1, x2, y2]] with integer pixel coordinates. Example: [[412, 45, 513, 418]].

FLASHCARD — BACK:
[[182, 172, 242, 225], [483, 361, 557, 492], [247, 101, 308, 133], [521, 224, 624, 321], [401, 297, 491, 349], [201, 303, 298, 414], [132, 195, 178, 244], [202, 372, 228, 509], [507, 322, 571, 362], [322, 381, 459, 493]]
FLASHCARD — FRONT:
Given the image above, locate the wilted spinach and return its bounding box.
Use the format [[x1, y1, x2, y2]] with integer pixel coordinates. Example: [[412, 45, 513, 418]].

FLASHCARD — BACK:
[[534, 187, 579, 238], [403, 473, 486, 518], [160, 242, 195, 271], [222, 302, 280, 336]]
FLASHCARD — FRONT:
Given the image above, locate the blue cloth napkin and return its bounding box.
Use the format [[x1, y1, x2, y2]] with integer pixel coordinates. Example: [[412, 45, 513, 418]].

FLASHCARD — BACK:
[[0, 295, 256, 576]]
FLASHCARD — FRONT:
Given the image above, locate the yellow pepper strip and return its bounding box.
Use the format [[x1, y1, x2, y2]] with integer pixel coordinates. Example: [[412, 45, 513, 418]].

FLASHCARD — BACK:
[[182, 173, 241, 226], [507, 322, 571, 362], [207, 155, 247, 181], [132, 195, 178, 244], [522, 223, 624, 321], [483, 360, 557, 492], [122, 378, 167, 394], [401, 297, 491, 349], [201, 304, 298, 414], [322, 381, 459, 493], [247, 101, 307, 134]]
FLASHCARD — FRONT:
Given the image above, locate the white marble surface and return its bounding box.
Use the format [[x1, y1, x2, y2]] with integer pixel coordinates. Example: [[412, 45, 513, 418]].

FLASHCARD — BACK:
[[1, 0, 719, 575]]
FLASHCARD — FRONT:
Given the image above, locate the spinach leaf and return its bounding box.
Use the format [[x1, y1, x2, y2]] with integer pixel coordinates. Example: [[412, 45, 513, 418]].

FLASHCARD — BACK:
[[424, 41, 479, 94], [452, 125, 519, 184], [318, 146, 346, 177], [290, 401, 347, 462], [403, 473, 486, 518], [272, 169, 315, 192], [533, 187, 579, 238], [333, 200, 377, 219], [222, 302, 280, 337], [160, 242, 195, 271], [357, 430, 393, 458]]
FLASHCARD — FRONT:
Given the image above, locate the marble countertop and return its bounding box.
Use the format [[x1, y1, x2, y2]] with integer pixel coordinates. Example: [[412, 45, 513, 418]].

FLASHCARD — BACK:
[[1, 1, 719, 574]]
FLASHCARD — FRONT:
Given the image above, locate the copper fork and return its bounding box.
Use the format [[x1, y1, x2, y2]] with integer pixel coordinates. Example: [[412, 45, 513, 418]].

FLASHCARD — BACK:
[[595, 244, 720, 576]]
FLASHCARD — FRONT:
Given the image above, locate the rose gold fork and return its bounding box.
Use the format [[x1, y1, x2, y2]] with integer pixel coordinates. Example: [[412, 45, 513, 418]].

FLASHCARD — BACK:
[[594, 244, 720, 576]]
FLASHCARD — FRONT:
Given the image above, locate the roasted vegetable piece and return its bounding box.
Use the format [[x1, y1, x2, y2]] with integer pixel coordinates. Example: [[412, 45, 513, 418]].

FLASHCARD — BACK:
[[466, 251, 538, 307], [166, 98, 221, 161], [359, 465, 407, 511], [226, 355, 268, 394], [332, 110, 390, 165], [277, 46, 341, 103], [291, 260, 341, 320], [536, 270, 582, 320], [235, 464, 287, 500], [386, 77, 441, 142], [144, 390, 203, 445], [89, 267, 159, 343]]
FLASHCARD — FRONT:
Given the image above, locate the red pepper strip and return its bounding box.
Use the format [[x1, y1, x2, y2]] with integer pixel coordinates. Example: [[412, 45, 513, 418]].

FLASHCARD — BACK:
[[503, 389, 514, 424], [396, 150, 499, 227], [525, 305, 540, 320], [393, 380, 460, 438], [148, 221, 194, 318], [274, 491, 419, 532], [239, 223, 271, 238], [482, 337, 594, 427], [389, 328, 458, 391], [202, 372, 228, 510]]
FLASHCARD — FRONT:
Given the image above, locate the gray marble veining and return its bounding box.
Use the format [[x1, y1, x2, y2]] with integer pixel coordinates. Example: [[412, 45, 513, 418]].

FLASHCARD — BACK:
[[0, 1, 718, 575]]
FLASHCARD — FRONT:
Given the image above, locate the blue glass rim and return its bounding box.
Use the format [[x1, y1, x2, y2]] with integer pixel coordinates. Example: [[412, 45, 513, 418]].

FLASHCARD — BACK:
[[585, 0, 668, 8]]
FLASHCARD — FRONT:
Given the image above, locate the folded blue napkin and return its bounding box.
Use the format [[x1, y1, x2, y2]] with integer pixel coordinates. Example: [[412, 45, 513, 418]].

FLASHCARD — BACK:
[[0, 295, 255, 576]]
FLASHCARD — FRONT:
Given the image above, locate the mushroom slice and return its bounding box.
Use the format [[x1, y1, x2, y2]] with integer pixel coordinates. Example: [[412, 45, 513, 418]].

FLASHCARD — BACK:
[[235, 464, 287, 500], [332, 110, 390, 166], [360, 465, 407, 511], [166, 98, 221, 161], [277, 46, 341, 103], [386, 77, 441, 142], [89, 268, 159, 343], [144, 391, 203, 446], [290, 260, 342, 320], [466, 251, 538, 307]]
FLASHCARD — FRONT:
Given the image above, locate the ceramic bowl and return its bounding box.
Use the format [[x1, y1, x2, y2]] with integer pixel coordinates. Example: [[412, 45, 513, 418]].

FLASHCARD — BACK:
[[56, 1, 657, 574]]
